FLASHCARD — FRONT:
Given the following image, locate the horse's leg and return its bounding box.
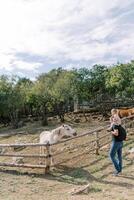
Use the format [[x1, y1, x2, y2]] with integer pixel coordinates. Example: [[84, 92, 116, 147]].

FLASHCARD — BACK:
[[39, 146, 43, 164], [50, 147, 54, 166], [43, 146, 46, 165], [39, 146, 41, 164]]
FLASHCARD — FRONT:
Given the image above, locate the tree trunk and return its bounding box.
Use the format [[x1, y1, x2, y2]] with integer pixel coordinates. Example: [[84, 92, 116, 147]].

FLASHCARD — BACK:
[[10, 110, 19, 129], [59, 113, 65, 122], [41, 105, 48, 126]]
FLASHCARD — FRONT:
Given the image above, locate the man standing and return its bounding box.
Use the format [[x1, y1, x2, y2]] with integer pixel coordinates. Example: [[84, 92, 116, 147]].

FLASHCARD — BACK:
[[109, 124, 126, 176]]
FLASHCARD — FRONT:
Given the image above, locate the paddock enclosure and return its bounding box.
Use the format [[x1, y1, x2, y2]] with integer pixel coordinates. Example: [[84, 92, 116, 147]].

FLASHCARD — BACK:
[[0, 115, 133, 174], [0, 114, 134, 200]]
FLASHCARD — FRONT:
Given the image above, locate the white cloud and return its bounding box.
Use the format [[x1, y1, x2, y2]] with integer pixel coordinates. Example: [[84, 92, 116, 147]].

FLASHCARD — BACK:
[[109, 33, 134, 57], [0, 52, 42, 72], [13, 60, 42, 72], [0, 0, 134, 76], [89, 19, 117, 40]]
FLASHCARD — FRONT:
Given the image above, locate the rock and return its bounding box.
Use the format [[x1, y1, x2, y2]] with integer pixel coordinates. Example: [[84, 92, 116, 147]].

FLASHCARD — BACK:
[[13, 139, 26, 151], [12, 157, 24, 164], [128, 148, 134, 153], [0, 147, 6, 154], [74, 118, 80, 123]]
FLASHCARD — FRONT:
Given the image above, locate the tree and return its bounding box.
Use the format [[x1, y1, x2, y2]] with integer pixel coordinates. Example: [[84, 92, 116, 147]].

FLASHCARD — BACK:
[[50, 69, 75, 122], [34, 73, 53, 125], [105, 62, 134, 100], [0, 76, 25, 128], [73, 65, 108, 103], [15, 77, 34, 116]]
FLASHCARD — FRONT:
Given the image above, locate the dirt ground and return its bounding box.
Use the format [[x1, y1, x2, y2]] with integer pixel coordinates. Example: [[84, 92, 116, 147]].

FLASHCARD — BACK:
[[0, 117, 134, 200]]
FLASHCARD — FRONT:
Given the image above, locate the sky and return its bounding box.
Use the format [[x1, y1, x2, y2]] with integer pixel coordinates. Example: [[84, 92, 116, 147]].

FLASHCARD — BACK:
[[0, 0, 134, 79]]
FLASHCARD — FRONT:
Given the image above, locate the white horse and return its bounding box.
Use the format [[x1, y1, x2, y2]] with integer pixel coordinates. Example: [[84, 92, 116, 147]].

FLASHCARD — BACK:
[[39, 124, 77, 164]]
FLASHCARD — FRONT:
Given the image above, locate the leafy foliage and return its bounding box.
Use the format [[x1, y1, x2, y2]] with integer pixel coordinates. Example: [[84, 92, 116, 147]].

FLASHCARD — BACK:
[[0, 61, 134, 127]]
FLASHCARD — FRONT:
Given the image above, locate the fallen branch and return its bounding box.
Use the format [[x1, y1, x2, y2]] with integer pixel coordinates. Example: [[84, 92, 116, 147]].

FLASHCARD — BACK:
[[70, 183, 90, 195]]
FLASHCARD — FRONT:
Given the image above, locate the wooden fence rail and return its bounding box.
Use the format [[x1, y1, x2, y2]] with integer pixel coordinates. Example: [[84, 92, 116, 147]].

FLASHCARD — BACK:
[[0, 163, 46, 168], [0, 154, 47, 158], [0, 143, 50, 148]]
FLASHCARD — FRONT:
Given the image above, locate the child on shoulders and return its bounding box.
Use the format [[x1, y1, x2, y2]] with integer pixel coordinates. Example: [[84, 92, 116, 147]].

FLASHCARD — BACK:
[[107, 108, 121, 131]]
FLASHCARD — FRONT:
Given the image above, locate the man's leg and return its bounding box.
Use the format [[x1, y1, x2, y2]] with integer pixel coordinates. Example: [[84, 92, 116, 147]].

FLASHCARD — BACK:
[[117, 142, 123, 172], [109, 141, 120, 172]]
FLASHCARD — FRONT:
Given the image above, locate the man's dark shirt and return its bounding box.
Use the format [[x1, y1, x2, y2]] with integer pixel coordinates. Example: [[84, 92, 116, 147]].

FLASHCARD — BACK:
[[112, 124, 123, 142]]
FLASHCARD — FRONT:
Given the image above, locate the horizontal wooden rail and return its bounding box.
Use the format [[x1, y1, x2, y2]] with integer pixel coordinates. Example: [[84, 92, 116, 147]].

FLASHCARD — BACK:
[[0, 153, 48, 158], [0, 143, 49, 148], [52, 139, 96, 157], [51, 126, 106, 146], [0, 162, 46, 168], [0, 127, 105, 148], [98, 132, 111, 140], [121, 115, 134, 121], [99, 140, 111, 149]]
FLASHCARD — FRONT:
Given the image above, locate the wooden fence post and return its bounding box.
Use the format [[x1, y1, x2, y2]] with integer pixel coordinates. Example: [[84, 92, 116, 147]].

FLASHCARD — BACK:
[[45, 143, 51, 174], [95, 132, 100, 155], [123, 118, 126, 129]]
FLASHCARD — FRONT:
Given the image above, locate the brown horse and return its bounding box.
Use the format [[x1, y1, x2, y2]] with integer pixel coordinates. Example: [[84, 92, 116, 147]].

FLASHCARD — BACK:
[[117, 108, 134, 118]]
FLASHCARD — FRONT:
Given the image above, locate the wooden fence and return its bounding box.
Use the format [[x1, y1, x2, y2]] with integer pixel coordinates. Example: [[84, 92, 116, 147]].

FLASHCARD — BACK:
[[0, 115, 134, 173]]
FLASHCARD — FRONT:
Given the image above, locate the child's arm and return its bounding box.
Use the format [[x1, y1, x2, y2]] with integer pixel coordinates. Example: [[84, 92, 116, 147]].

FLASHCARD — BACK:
[[110, 116, 113, 123]]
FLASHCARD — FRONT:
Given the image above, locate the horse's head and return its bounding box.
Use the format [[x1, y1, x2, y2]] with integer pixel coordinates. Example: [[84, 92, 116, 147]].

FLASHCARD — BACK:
[[61, 124, 77, 137], [131, 108, 134, 114]]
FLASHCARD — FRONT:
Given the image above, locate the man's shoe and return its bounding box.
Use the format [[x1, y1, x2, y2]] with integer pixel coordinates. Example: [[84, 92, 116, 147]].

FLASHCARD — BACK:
[[113, 171, 121, 176]]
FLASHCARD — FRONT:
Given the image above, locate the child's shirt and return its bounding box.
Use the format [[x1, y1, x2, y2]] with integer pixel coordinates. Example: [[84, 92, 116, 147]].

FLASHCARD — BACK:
[[110, 114, 121, 125]]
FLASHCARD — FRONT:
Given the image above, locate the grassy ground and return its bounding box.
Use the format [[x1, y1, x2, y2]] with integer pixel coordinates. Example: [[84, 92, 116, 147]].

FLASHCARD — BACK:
[[0, 117, 133, 200]]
